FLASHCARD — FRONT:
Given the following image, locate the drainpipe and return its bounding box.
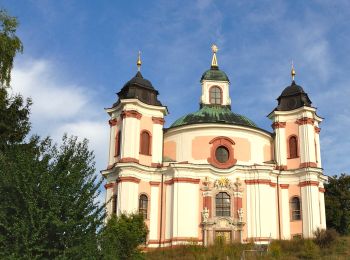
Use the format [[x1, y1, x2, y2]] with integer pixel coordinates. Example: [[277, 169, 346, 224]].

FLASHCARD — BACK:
[[159, 173, 164, 247], [277, 172, 282, 239]]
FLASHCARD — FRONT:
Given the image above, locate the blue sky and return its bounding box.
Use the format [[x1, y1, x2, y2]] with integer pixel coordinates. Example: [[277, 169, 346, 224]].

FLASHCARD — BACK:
[[2, 0, 350, 193]]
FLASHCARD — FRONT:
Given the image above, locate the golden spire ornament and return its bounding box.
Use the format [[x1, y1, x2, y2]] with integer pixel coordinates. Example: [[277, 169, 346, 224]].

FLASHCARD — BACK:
[[137, 51, 142, 72], [291, 61, 296, 81], [211, 44, 218, 68]]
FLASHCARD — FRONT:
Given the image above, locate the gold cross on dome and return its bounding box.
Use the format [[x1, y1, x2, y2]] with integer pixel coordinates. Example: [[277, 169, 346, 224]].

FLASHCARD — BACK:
[[211, 44, 218, 53]]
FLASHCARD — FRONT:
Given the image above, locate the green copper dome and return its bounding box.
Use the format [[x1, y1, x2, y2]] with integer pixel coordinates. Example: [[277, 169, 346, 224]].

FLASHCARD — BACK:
[[170, 105, 257, 128], [201, 67, 230, 82]]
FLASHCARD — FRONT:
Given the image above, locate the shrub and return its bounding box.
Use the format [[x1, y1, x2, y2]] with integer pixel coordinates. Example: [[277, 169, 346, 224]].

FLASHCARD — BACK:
[[268, 241, 282, 259], [298, 239, 320, 259], [313, 228, 339, 248]]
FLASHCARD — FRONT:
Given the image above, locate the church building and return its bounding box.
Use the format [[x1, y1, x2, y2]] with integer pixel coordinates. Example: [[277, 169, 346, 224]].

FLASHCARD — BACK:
[[101, 45, 327, 247]]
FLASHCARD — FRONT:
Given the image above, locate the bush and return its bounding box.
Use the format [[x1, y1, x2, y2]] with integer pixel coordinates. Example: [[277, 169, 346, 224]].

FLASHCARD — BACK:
[[313, 228, 339, 248], [100, 213, 148, 260], [268, 241, 282, 258]]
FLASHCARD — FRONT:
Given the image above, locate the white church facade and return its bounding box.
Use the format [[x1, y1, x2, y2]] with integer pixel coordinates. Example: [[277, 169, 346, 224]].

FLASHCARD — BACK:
[[101, 46, 327, 247]]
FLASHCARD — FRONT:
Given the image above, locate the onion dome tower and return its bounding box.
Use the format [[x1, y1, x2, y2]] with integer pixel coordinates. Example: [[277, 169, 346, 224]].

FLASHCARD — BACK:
[[105, 51, 168, 169], [103, 52, 168, 218], [275, 64, 312, 111], [268, 64, 325, 237], [170, 44, 257, 129]]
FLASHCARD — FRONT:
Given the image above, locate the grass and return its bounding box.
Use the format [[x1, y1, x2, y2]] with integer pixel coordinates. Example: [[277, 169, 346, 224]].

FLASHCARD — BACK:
[[145, 236, 350, 260]]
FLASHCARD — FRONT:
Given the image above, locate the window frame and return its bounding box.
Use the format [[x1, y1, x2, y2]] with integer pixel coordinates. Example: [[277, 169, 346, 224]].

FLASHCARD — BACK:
[[112, 194, 117, 215], [209, 86, 223, 105], [215, 192, 231, 217], [115, 130, 122, 157], [139, 130, 152, 155], [139, 194, 149, 219], [290, 196, 301, 221], [288, 135, 299, 159]]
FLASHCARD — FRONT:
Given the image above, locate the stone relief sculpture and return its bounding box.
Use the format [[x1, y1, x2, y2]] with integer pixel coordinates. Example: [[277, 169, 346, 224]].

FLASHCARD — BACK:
[[214, 177, 232, 189], [202, 207, 209, 223], [238, 208, 244, 222]]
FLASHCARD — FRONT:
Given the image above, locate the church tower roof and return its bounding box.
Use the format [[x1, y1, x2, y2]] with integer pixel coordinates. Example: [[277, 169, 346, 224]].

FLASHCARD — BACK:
[[115, 52, 163, 107], [170, 44, 259, 130], [200, 44, 229, 82], [275, 65, 312, 111]]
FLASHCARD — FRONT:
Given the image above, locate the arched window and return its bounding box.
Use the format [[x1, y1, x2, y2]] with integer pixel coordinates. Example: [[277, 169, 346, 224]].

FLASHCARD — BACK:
[[216, 192, 231, 216], [209, 86, 222, 105], [289, 136, 298, 158], [115, 130, 122, 157], [139, 194, 148, 219], [290, 197, 301, 220], [112, 194, 117, 214], [140, 131, 151, 155]]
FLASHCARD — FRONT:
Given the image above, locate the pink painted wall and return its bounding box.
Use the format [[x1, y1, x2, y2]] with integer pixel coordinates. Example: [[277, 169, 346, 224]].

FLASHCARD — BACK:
[[263, 144, 272, 162], [289, 184, 303, 235], [192, 136, 212, 159], [285, 122, 301, 169], [139, 115, 153, 166], [191, 136, 252, 162], [164, 141, 176, 161]]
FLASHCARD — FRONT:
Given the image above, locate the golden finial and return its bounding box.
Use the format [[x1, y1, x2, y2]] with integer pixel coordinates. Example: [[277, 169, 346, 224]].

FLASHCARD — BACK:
[[291, 60, 296, 81], [137, 51, 142, 72], [211, 44, 218, 68]]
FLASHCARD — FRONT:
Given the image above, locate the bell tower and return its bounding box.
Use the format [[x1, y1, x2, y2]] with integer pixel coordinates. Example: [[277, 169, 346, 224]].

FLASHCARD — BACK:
[[103, 52, 168, 217], [268, 65, 322, 170], [106, 52, 168, 168], [268, 65, 325, 238], [200, 44, 231, 108]]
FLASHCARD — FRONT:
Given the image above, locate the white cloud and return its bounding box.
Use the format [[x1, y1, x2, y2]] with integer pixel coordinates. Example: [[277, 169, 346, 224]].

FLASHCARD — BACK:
[[12, 59, 89, 121], [11, 58, 109, 204]]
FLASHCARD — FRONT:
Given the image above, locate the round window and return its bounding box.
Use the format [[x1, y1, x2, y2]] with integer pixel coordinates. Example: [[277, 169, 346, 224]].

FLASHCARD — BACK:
[[215, 146, 229, 163]]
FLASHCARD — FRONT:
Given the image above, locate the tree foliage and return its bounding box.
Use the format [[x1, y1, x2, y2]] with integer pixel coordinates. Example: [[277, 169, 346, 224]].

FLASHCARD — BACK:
[[325, 174, 350, 235], [100, 213, 148, 260], [0, 135, 105, 259], [0, 9, 105, 259], [0, 9, 23, 87]]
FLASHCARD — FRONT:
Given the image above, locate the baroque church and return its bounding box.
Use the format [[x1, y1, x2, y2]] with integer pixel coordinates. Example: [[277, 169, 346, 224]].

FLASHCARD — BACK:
[[101, 45, 327, 247]]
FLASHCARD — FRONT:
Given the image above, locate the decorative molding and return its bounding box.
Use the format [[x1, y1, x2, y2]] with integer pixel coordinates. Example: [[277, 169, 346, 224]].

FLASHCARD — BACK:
[[300, 162, 317, 168], [164, 178, 200, 185], [275, 165, 287, 170], [271, 122, 286, 129], [314, 126, 321, 133], [117, 176, 141, 184], [108, 119, 118, 126], [299, 181, 319, 187], [104, 182, 116, 189], [280, 184, 290, 189], [148, 237, 202, 245], [207, 136, 237, 169], [319, 187, 325, 193], [152, 117, 165, 125], [106, 164, 115, 170], [296, 117, 314, 125], [244, 237, 273, 242], [149, 181, 160, 186], [119, 157, 139, 163], [245, 179, 276, 187], [151, 163, 163, 168], [121, 110, 142, 120]]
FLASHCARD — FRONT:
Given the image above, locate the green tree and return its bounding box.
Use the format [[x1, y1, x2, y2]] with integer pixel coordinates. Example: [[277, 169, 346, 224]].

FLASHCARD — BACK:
[[0, 135, 105, 259], [0, 9, 23, 87], [100, 213, 148, 260], [0, 9, 29, 149], [0, 9, 105, 259], [325, 174, 350, 235]]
